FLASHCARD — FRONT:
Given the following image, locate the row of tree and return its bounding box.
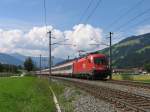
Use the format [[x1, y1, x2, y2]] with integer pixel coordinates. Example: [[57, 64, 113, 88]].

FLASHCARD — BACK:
[[0, 63, 21, 73]]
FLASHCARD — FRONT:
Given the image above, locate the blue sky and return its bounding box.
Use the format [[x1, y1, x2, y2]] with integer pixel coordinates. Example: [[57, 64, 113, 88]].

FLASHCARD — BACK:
[[0, 0, 150, 32], [0, 0, 150, 57]]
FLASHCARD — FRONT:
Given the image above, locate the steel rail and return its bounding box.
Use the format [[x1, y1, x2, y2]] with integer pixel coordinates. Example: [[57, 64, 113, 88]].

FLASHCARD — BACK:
[[51, 76, 150, 112]]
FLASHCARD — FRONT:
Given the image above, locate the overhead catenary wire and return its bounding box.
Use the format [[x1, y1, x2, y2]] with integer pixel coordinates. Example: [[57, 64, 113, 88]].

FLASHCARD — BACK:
[[84, 0, 102, 23], [119, 16, 150, 32], [52, 43, 77, 47], [89, 42, 109, 46], [111, 16, 150, 43], [78, 0, 94, 24], [47, 2, 87, 50], [75, 0, 102, 36], [51, 39, 69, 45], [67, 0, 105, 52], [114, 7, 150, 31], [105, 0, 144, 30]]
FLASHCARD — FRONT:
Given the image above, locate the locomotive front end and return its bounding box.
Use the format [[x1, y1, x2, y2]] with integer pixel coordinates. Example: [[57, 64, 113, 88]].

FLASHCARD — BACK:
[[90, 54, 110, 79]]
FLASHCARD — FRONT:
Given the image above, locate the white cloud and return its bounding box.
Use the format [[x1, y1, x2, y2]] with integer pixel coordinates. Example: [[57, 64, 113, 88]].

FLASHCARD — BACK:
[[0, 24, 105, 58], [52, 24, 104, 58], [136, 25, 150, 35]]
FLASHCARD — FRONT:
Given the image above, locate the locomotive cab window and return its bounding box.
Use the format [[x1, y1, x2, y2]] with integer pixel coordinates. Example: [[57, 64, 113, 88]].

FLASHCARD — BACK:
[[94, 58, 107, 65]]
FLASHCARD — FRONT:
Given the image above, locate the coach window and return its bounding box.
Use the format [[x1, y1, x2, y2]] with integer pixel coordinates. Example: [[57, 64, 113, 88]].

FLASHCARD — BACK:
[[68, 65, 72, 69]]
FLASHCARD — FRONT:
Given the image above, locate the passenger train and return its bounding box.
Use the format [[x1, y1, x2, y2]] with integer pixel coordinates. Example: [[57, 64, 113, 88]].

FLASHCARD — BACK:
[[38, 53, 111, 79]]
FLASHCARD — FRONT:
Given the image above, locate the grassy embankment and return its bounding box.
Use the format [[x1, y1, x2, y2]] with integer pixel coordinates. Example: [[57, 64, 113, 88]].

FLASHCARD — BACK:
[[0, 76, 55, 112], [112, 74, 150, 83], [50, 79, 81, 112]]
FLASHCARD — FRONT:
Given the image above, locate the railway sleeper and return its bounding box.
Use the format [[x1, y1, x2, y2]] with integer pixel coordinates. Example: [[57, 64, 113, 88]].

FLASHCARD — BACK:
[[129, 101, 150, 104], [127, 99, 150, 106], [53, 77, 149, 112]]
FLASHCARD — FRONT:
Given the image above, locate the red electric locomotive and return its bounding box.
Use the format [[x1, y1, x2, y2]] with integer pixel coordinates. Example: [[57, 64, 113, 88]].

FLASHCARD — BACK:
[[73, 53, 110, 79]]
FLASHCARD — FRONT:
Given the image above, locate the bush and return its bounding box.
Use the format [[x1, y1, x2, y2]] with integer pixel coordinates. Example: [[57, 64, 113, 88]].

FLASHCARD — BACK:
[[144, 63, 150, 72]]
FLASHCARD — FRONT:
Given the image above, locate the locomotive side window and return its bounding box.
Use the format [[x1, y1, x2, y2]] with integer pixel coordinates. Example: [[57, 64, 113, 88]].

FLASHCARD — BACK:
[[94, 58, 107, 65]]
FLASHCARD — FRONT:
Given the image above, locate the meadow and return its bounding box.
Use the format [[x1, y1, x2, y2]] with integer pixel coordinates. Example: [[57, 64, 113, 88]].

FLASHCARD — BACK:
[[0, 76, 55, 112]]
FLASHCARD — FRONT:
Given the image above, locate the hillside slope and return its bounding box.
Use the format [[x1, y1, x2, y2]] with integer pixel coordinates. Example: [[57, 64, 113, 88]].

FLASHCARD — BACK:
[[0, 53, 23, 65], [97, 33, 150, 68]]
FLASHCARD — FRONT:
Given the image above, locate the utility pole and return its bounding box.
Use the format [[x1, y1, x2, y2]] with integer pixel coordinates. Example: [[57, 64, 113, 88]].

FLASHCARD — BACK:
[[109, 32, 113, 79], [8, 64, 11, 76], [48, 31, 52, 78], [40, 54, 42, 75]]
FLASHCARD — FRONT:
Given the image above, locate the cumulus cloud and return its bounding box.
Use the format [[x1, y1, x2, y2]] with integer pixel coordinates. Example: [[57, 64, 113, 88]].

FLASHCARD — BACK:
[[136, 25, 150, 35], [0, 24, 104, 58], [53, 24, 103, 58]]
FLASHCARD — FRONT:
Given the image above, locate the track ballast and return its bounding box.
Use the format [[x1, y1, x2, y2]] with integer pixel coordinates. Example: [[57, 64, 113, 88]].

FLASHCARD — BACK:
[[50, 76, 150, 112]]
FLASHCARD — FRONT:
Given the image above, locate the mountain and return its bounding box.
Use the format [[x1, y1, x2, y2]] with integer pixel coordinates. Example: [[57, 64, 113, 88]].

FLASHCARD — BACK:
[[9, 53, 26, 61], [0, 53, 64, 67], [97, 33, 150, 68], [0, 53, 23, 65]]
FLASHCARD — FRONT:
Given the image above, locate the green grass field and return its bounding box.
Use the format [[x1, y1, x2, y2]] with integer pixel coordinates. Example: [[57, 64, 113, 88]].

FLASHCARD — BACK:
[[0, 76, 55, 112], [112, 74, 150, 83]]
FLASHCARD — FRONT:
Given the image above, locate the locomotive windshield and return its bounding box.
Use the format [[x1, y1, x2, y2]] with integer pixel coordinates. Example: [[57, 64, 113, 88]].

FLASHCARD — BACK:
[[94, 58, 107, 65]]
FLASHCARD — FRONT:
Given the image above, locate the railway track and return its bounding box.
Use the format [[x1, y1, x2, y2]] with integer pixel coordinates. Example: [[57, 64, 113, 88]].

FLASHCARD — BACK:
[[51, 76, 150, 112], [103, 80, 150, 89]]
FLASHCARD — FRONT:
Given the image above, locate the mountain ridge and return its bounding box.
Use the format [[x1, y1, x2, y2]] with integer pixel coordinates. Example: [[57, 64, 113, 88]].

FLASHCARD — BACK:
[[97, 33, 150, 68], [0, 53, 64, 67]]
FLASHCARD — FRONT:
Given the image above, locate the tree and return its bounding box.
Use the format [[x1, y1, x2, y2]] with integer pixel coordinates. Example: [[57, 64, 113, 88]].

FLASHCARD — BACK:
[[0, 63, 4, 72], [144, 63, 150, 72], [24, 57, 34, 71]]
